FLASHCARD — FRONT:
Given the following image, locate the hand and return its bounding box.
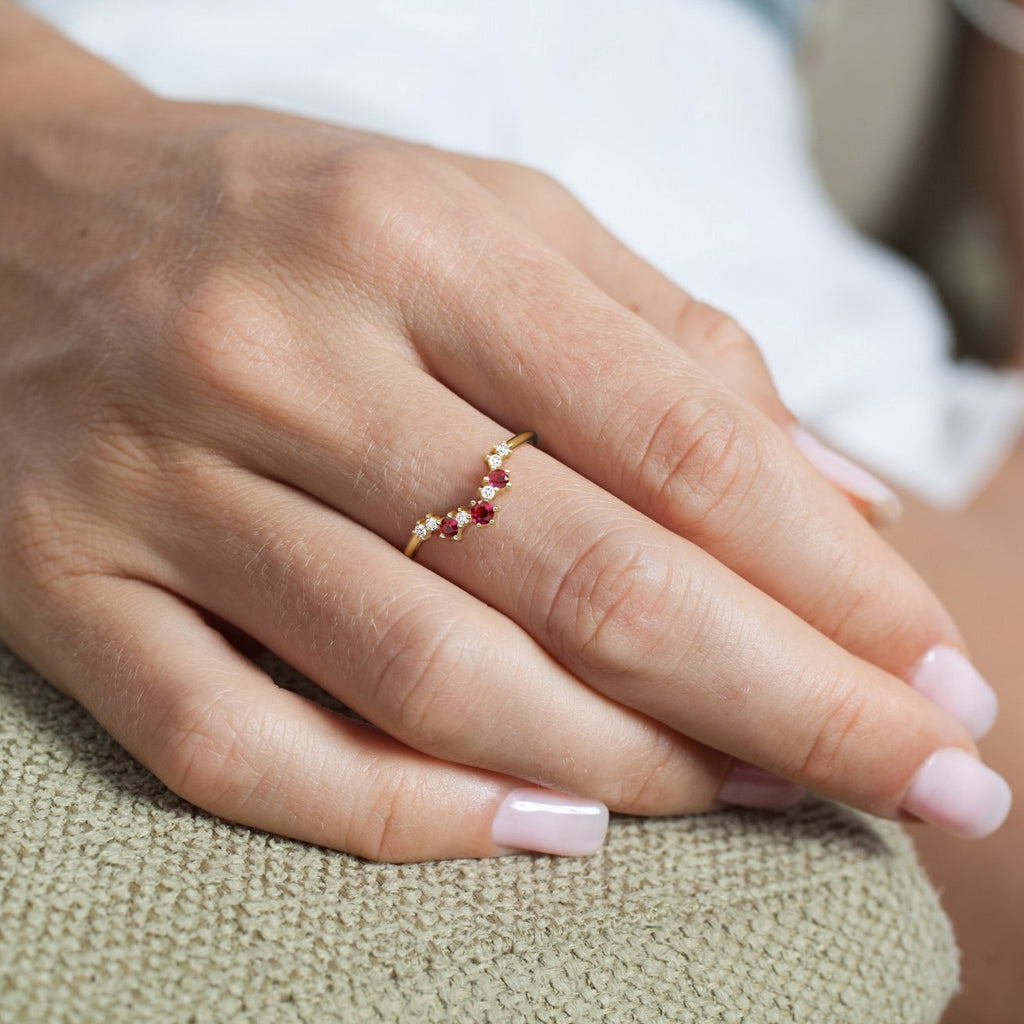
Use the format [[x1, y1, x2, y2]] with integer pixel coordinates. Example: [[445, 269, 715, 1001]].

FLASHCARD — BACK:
[[0, 9, 1009, 861]]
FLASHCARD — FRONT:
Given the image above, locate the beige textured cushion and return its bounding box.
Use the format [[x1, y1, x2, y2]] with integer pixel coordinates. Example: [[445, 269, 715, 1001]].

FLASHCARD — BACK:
[[0, 640, 958, 1023]]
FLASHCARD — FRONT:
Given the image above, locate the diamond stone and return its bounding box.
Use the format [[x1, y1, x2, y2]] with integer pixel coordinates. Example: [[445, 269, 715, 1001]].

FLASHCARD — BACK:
[[495, 442, 512, 458], [413, 522, 429, 540], [487, 454, 503, 470], [455, 509, 472, 527], [480, 485, 497, 500], [424, 515, 441, 532]]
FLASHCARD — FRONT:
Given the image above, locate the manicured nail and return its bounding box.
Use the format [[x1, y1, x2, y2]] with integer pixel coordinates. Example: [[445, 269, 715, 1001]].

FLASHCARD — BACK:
[[491, 788, 609, 856], [902, 748, 1012, 839], [716, 762, 806, 810], [789, 426, 903, 526], [908, 646, 999, 741]]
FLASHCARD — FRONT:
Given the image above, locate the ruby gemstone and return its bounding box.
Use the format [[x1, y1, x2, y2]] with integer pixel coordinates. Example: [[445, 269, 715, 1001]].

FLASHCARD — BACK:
[[487, 469, 510, 489], [439, 516, 461, 538], [471, 501, 495, 525]]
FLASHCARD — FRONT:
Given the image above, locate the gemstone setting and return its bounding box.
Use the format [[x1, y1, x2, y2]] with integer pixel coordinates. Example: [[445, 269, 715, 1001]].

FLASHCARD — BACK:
[[404, 433, 535, 556], [471, 500, 495, 525]]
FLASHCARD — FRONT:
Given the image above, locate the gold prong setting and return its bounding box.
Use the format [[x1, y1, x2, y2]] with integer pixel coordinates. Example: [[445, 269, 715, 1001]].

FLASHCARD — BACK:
[[404, 433, 535, 558]]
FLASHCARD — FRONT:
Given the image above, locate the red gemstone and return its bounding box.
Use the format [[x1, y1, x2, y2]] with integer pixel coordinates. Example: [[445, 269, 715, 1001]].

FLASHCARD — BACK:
[[471, 501, 495, 525], [487, 469, 510, 489], [439, 516, 460, 538]]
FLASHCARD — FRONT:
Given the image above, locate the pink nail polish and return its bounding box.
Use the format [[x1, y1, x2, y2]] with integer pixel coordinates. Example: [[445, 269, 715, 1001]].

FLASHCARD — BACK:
[[908, 646, 999, 741], [789, 426, 903, 526], [902, 748, 1012, 839], [716, 762, 806, 810], [491, 788, 609, 856]]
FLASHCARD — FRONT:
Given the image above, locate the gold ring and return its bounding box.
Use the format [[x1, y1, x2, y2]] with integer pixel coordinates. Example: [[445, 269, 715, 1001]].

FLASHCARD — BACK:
[[404, 431, 538, 559]]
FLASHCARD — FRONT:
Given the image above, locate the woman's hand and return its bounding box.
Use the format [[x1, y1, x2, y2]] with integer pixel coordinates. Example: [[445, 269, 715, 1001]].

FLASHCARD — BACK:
[[0, 6, 1009, 860]]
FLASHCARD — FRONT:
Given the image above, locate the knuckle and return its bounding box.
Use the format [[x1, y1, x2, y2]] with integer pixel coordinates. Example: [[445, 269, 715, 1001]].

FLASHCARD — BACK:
[[502, 160, 567, 194], [493, 161, 576, 212], [348, 764, 429, 863], [638, 393, 767, 529], [165, 273, 293, 407], [610, 734, 698, 815], [211, 129, 451, 292], [677, 302, 762, 365], [373, 608, 484, 746], [822, 553, 939, 669], [319, 144, 453, 276], [547, 528, 682, 681], [324, 144, 409, 223], [808, 549, 885, 645], [2, 485, 62, 584], [1, 482, 97, 590], [670, 302, 789, 420], [793, 681, 873, 790], [156, 690, 266, 816]]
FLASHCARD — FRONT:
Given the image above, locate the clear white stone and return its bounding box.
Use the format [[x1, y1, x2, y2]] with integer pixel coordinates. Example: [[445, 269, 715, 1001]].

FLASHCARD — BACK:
[[455, 509, 472, 527], [487, 454, 503, 470], [480, 485, 497, 500], [413, 523, 429, 540], [424, 515, 440, 532], [495, 442, 512, 458]]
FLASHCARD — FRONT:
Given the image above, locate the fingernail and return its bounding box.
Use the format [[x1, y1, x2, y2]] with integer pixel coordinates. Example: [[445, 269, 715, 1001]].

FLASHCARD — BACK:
[[908, 646, 999, 741], [789, 426, 903, 526], [902, 748, 1012, 839], [491, 788, 609, 856], [716, 762, 806, 810]]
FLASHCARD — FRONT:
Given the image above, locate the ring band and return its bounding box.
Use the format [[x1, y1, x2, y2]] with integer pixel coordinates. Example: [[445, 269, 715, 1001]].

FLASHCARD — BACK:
[[404, 431, 538, 559]]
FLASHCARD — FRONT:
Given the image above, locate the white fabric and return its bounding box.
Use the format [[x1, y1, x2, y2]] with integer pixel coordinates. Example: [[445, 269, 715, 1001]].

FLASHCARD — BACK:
[[24, 0, 1024, 506]]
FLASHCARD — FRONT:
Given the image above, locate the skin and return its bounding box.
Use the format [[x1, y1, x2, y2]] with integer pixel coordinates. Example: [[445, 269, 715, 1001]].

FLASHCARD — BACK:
[[0, 3, 998, 864]]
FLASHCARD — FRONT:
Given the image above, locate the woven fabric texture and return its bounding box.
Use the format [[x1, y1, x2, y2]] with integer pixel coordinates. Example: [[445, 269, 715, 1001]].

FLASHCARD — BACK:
[[0, 640, 958, 1023]]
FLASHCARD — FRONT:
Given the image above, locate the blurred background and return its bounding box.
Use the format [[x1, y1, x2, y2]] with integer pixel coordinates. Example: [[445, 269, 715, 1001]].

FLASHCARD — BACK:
[[802, 0, 1012, 365]]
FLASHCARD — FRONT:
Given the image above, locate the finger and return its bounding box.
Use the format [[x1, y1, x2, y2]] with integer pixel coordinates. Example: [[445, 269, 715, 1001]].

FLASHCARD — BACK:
[[445, 158, 788, 419], [573, 238, 906, 527], [184, 362, 1006, 837], [506, 172, 791, 420], [404, 446, 1006, 836], [35, 574, 609, 862], [132, 164, 996, 821], [156, 155, 917, 675], [348, 206, 957, 681], [116, 459, 748, 817], [454, 159, 902, 526], [400, 431, 1000, 833]]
